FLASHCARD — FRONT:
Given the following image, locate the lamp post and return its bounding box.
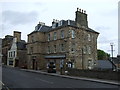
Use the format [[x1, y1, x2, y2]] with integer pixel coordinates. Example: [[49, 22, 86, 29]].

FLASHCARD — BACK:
[[110, 43, 114, 70]]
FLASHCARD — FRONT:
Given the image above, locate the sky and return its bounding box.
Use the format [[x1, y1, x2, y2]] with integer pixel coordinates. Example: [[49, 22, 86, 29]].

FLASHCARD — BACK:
[[0, 0, 119, 57]]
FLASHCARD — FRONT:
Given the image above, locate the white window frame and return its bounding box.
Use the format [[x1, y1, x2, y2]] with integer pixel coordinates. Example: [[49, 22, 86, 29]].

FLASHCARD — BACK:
[[48, 33, 50, 41], [88, 46, 91, 54], [54, 32, 57, 40], [88, 34, 91, 41], [71, 30, 75, 39], [68, 20, 70, 25], [61, 30, 64, 38], [52, 23, 56, 28], [83, 46, 86, 54], [60, 21, 63, 26], [88, 60, 92, 69], [58, 21, 61, 26]]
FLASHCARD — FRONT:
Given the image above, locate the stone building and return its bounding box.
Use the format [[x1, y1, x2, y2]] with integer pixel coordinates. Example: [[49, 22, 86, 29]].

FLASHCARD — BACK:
[[27, 8, 99, 71], [7, 31, 27, 68], [2, 35, 14, 65]]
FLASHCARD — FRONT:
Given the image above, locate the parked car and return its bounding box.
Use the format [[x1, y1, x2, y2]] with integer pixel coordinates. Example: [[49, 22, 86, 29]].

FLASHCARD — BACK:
[[47, 62, 56, 73]]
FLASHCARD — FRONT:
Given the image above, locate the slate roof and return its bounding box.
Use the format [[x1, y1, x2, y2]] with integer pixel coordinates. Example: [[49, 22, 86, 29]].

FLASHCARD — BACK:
[[16, 40, 26, 50], [29, 19, 99, 35], [109, 57, 120, 64], [95, 60, 113, 69]]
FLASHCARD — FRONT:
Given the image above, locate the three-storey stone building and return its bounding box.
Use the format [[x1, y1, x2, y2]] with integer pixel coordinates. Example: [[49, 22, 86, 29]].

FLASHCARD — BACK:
[[27, 8, 99, 71]]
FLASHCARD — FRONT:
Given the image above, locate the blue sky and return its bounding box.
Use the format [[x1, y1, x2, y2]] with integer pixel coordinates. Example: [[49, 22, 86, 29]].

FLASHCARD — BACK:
[[0, 0, 119, 57]]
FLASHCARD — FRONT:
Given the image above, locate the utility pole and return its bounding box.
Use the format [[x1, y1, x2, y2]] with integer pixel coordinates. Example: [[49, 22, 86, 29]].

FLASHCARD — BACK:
[[110, 43, 115, 70]]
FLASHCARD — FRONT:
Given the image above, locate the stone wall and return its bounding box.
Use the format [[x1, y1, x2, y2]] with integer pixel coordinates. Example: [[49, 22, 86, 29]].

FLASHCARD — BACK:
[[67, 68, 120, 81]]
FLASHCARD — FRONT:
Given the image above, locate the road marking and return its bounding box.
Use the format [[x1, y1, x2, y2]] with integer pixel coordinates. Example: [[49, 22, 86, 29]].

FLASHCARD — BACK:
[[0, 81, 10, 90], [35, 78, 54, 84]]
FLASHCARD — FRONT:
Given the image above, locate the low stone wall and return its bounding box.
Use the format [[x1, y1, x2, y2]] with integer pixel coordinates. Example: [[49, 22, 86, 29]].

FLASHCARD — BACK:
[[66, 68, 120, 81]]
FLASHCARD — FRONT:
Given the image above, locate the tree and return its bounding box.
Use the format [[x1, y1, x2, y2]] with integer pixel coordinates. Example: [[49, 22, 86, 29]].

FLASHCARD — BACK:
[[97, 49, 110, 60]]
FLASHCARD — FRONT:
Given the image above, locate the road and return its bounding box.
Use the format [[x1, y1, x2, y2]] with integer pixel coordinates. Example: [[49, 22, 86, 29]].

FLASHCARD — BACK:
[[2, 66, 120, 88]]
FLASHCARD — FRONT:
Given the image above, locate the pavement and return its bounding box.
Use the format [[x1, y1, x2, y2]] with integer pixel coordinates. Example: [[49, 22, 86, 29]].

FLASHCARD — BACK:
[[21, 68, 120, 86]]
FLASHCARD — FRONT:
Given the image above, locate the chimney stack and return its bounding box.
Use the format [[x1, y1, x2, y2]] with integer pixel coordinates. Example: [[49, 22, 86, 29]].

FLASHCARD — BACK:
[[13, 31, 21, 42], [75, 8, 88, 27], [52, 19, 59, 28]]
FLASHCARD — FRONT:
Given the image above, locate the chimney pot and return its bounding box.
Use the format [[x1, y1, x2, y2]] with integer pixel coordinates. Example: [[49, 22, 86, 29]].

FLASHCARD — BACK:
[[84, 10, 86, 14], [82, 9, 83, 13], [79, 9, 81, 12]]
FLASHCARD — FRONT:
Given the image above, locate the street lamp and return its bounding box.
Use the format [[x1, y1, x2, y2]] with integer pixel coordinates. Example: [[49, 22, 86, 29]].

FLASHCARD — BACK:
[[110, 43, 115, 70]]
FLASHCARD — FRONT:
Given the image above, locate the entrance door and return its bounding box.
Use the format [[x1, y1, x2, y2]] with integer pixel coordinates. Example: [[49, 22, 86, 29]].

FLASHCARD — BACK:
[[32, 59, 38, 70]]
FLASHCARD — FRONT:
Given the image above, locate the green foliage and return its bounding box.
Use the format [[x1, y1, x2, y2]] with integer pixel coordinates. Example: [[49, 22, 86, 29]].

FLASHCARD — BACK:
[[97, 49, 110, 60]]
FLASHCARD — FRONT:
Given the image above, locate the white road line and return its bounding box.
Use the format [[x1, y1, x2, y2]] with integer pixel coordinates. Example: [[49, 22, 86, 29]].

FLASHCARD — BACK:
[[35, 78, 54, 84], [0, 81, 10, 90], [0, 81, 4, 85]]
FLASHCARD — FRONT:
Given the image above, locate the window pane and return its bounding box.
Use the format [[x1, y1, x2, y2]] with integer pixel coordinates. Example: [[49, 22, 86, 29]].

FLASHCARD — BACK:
[[88, 34, 91, 41], [72, 30, 75, 38], [61, 30, 64, 38], [14, 51, 15, 57], [48, 34, 50, 41], [83, 46, 86, 54], [88, 46, 91, 54], [54, 32, 57, 40], [61, 44, 64, 51]]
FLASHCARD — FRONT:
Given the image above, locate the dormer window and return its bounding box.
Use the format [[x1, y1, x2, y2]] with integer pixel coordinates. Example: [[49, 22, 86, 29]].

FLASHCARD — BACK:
[[68, 20, 70, 25], [58, 21, 61, 26], [58, 20, 63, 26], [60, 20, 63, 25], [52, 23, 56, 28]]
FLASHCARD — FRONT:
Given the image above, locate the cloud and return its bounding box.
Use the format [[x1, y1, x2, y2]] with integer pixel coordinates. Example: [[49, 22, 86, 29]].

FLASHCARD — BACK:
[[2, 10, 38, 25], [95, 26, 111, 31]]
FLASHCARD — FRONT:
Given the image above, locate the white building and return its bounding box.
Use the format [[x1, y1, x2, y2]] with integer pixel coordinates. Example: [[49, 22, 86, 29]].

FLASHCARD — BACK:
[[7, 38, 17, 67]]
